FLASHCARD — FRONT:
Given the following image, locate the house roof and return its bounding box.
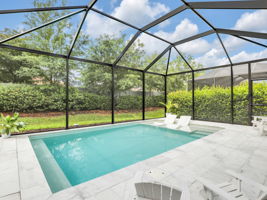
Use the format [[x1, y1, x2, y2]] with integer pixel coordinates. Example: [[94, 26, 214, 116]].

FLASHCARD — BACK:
[[195, 63, 267, 81]]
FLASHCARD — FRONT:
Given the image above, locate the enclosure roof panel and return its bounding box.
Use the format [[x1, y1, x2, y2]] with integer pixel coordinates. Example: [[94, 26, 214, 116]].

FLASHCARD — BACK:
[[0, 0, 266, 72]]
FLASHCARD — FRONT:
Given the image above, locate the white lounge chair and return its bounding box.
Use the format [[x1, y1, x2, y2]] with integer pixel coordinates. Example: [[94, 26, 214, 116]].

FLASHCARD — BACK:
[[258, 120, 267, 136], [198, 170, 267, 200], [154, 114, 177, 126], [167, 116, 191, 129], [134, 170, 190, 200], [252, 116, 262, 128], [135, 182, 189, 200], [251, 116, 267, 136]]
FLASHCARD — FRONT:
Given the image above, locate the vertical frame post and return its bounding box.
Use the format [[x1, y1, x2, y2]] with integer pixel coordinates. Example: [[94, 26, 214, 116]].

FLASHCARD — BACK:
[[230, 65, 234, 124], [192, 71, 195, 120], [248, 63, 252, 126], [142, 72, 145, 120], [111, 66, 115, 124], [65, 58, 69, 129], [164, 75, 167, 117]]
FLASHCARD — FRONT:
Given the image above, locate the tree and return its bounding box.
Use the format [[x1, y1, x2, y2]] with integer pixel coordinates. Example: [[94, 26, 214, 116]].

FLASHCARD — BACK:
[[78, 34, 146, 95], [4, 0, 89, 85], [0, 29, 41, 83], [167, 53, 203, 92]]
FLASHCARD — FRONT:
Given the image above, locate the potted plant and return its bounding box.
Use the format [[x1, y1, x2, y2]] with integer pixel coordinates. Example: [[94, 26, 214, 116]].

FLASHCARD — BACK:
[[160, 101, 179, 116], [0, 113, 25, 139]]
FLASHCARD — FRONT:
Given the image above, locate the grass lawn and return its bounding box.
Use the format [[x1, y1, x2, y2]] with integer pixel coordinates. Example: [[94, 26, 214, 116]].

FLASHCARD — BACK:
[[20, 109, 164, 132]]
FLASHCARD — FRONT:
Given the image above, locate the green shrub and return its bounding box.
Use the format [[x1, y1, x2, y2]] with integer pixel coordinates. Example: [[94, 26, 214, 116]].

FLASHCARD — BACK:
[[0, 84, 164, 112], [168, 82, 267, 124], [2, 82, 266, 125]]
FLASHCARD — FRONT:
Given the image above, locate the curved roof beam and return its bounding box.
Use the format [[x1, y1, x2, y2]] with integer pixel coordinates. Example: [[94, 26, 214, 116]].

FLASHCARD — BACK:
[[141, 5, 187, 31], [217, 29, 267, 39], [144, 45, 172, 72], [0, 9, 86, 44], [112, 5, 187, 66], [0, 6, 87, 14], [173, 30, 215, 46], [168, 56, 267, 77], [234, 35, 267, 48], [188, 1, 267, 9], [181, 0, 233, 65], [173, 46, 194, 71], [165, 49, 172, 75], [67, 0, 98, 58]]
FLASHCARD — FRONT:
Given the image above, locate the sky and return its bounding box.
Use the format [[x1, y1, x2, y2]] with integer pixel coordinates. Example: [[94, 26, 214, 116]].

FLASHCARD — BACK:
[[0, 0, 267, 68]]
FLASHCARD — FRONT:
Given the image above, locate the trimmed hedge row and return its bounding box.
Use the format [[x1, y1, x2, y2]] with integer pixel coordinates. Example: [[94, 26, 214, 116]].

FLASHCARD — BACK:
[[1, 83, 266, 125], [0, 84, 164, 112], [168, 82, 267, 125]]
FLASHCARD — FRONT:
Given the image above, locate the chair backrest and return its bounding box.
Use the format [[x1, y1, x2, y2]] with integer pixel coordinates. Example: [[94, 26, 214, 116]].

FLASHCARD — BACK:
[[177, 116, 191, 127], [135, 182, 182, 200], [164, 115, 177, 125], [258, 192, 267, 200]]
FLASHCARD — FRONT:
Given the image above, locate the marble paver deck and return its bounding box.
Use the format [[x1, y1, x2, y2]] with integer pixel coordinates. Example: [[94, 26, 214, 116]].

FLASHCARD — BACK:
[[0, 119, 267, 200]]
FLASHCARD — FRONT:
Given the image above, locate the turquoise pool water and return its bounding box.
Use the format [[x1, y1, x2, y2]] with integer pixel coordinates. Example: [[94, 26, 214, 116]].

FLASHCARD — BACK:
[[30, 123, 211, 193]]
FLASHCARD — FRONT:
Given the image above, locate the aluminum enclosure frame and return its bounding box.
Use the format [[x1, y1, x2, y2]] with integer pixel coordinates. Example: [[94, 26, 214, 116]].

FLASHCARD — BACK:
[[0, 0, 266, 130]]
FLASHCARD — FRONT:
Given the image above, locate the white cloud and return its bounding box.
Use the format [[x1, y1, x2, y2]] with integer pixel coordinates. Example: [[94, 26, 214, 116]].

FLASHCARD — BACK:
[[184, 10, 267, 66], [222, 35, 245, 52], [137, 33, 169, 55], [219, 10, 267, 54], [234, 10, 267, 33], [85, 0, 169, 39], [231, 49, 267, 63], [178, 38, 211, 55], [110, 0, 118, 8], [154, 18, 198, 42], [194, 48, 229, 67], [137, 18, 199, 55], [158, 19, 171, 29], [113, 0, 169, 27], [85, 12, 126, 38], [84, 2, 267, 64]]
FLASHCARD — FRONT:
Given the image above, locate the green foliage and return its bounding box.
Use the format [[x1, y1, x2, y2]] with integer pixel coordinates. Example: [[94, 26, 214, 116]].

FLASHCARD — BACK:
[[159, 101, 178, 113], [194, 86, 231, 123], [168, 82, 267, 124], [168, 90, 192, 117], [0, 84, 164, 113], [233, 82, 250, 124], [0, 84, 65, 112], [0, 0, 195, 95], [0, 112, 25, 135]]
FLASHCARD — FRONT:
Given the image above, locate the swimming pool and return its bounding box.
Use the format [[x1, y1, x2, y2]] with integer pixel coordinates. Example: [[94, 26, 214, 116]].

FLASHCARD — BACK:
[[30, 123, 214, 193]]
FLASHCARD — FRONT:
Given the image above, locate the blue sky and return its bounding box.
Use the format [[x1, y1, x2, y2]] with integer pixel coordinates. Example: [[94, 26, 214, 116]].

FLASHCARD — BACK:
[[0, 0, 266, 67]]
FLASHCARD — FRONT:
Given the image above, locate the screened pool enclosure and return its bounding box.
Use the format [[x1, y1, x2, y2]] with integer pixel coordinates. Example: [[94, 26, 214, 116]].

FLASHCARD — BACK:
[[0, 0, 267, 133]]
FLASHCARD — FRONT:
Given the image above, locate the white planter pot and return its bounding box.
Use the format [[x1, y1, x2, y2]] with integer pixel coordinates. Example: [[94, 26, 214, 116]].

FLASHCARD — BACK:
[[1, 133, 11, 139]]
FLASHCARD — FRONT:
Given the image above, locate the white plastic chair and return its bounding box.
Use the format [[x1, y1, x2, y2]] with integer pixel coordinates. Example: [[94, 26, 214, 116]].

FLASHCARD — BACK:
[[167, 116, 191, 129], [258, 120, 267, 136], [252, 116, 262, 128], [198, 170, 267, 200], [133, 170, 190, 200], [154, 114, 177, 126], [252, 116, 267, 136]]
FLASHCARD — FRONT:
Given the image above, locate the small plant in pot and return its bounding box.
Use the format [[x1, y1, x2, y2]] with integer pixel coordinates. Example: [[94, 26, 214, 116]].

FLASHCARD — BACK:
[[160, 101, 179, 116], [0, 113, 25, 139]]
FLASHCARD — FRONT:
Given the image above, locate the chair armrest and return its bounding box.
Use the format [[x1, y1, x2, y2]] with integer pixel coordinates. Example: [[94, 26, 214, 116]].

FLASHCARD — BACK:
[[226, 170, 267, 193], [181, 186, 191, 200], [197, 177, 237, 200]]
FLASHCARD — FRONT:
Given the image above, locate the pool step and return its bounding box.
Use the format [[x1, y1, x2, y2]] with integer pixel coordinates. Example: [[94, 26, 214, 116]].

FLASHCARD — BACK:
[[31, 140, 71, 193], [190, 130, 212, 137]]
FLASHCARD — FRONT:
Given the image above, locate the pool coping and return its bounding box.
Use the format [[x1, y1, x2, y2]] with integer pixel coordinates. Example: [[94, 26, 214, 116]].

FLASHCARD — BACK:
[[2, 119, 169, 200], [1, 119, 266, 200]]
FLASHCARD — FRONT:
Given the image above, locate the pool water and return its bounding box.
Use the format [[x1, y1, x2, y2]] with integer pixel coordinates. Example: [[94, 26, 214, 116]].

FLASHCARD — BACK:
[[30, 123, 214, 193]]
